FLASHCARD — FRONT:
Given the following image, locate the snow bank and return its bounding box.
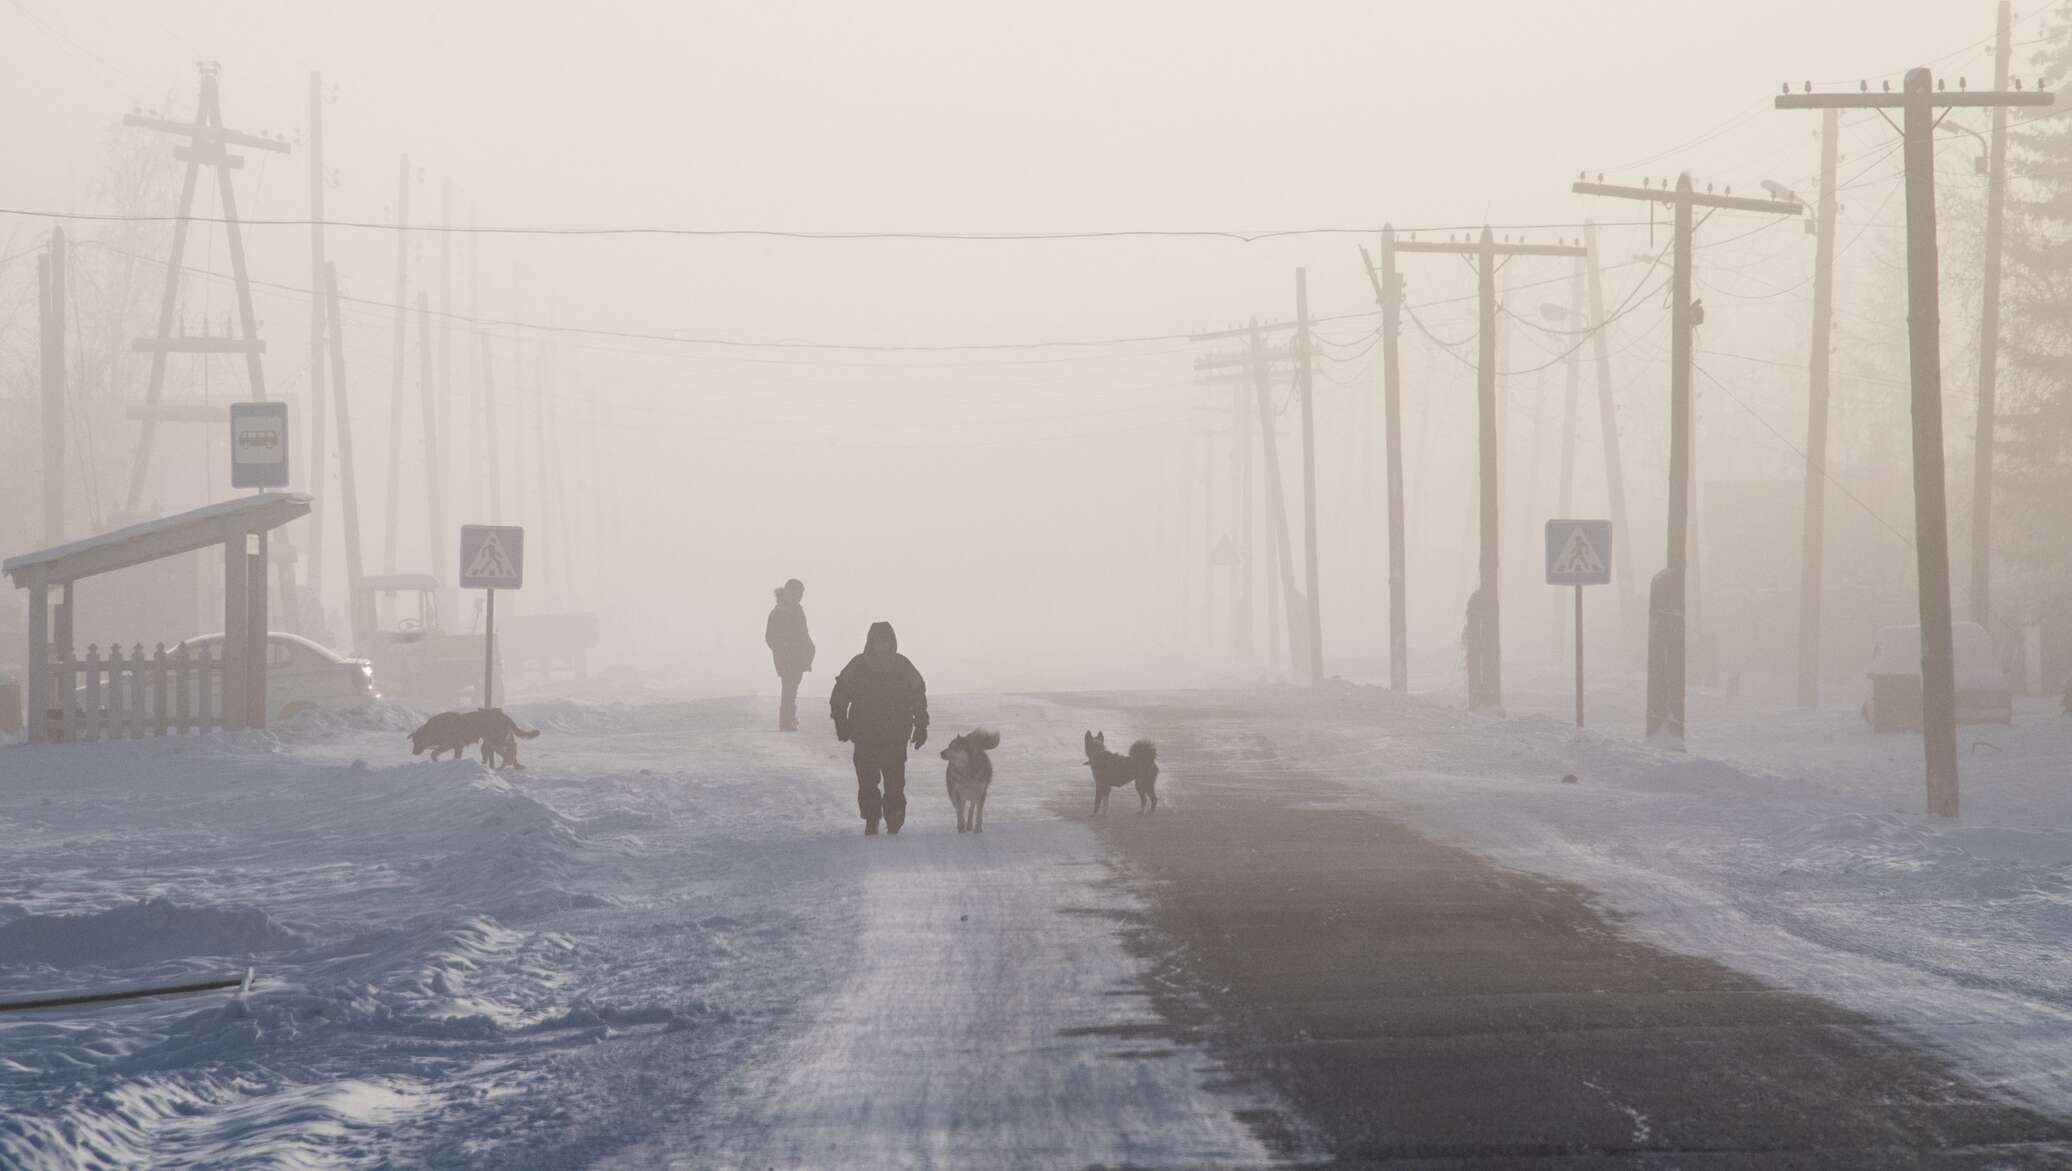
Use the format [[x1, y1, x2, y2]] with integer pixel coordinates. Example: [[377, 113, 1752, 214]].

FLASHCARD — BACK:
[[0, 898, 307, 969]]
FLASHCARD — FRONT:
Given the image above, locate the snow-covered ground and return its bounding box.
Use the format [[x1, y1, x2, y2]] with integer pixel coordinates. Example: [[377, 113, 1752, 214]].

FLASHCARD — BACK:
[[0, 695, 1267, 1170], [7, 674, 2069, 1167], [1197, 676, 2072, 1113]]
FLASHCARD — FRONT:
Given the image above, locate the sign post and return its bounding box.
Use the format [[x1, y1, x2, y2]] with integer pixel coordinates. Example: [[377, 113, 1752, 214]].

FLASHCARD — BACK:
[[458, 524, 523, 708], [229, 402, 289, 491], [1546, 518, 1613, 726]]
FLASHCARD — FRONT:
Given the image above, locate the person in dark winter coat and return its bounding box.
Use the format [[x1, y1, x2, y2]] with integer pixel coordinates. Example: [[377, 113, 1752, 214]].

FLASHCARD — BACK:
[[765, 579, 816, 731], [828, 621, 928, 836]]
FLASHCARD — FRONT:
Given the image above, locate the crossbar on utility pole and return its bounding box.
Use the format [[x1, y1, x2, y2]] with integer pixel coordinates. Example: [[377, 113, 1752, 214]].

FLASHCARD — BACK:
[[1389, 228, 1587, 712], [123, 65, 289, 513], [1572, 173, 1802, 744], [1777, 69, 2051, 817]]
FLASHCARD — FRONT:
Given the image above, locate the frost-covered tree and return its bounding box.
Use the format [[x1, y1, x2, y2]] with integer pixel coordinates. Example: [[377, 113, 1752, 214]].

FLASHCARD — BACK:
[[1999, 3, 2072, 632]]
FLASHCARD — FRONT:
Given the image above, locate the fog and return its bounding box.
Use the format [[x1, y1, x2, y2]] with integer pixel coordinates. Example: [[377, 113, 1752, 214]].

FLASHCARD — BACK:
[[0, 0, 2029, 696]]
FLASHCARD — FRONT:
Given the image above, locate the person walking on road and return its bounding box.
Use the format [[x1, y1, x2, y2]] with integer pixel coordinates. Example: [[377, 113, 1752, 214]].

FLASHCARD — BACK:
[[765, 579, 816, 732], [829, 621, 928, 836]]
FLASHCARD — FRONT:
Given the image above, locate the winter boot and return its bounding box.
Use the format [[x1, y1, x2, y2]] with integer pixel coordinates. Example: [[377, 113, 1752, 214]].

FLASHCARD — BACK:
[[864, 819, 880, 836]]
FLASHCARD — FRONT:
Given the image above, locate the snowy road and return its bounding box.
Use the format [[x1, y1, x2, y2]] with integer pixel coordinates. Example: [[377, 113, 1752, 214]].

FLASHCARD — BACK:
[[0, 693, 1271, 1169], [6, 680, 2072, 1167]]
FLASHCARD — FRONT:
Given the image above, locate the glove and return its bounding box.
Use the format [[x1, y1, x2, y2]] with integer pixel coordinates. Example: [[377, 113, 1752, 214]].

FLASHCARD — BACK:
[[835, 721, 851, 743], [911, 728, 927, 750]]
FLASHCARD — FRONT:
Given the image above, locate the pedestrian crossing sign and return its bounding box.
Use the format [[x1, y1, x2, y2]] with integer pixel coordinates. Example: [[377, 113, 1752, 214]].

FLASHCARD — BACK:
[[459, 525, 524, 589], [1545, 519, 1612, 586]]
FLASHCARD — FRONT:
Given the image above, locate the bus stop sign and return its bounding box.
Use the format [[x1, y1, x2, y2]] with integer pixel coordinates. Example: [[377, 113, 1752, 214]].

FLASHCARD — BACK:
[[229, 402, 289, 489]]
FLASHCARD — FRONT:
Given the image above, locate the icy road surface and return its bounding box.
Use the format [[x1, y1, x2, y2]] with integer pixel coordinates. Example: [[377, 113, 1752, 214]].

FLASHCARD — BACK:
[[0, 695, 1270, 1170]]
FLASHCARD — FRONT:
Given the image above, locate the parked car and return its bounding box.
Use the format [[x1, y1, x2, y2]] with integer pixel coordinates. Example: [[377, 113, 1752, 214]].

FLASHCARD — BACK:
[[1861, 621, 2012, 731], [173, 632, 379, 720], [59, 633, 376, 737]]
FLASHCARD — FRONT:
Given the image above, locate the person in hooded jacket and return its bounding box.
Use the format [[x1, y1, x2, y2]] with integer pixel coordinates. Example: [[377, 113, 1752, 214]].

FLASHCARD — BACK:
[[828, 621, 928, 835], [765, 579, 816, 731]]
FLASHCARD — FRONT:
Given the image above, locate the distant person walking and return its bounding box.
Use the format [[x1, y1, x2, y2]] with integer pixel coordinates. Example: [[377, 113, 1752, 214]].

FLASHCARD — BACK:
[[829, 621, 929, 836], [765, 579, 816, 732]]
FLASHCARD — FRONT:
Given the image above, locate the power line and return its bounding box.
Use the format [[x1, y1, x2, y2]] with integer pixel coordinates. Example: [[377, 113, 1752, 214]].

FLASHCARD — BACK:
[[5, 206, 1664, 243], [1692, 360, 1914, 548]]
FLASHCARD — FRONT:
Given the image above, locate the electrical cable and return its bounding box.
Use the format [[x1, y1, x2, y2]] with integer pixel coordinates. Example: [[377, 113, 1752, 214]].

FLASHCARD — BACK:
[[0, 206, 1663, 243]]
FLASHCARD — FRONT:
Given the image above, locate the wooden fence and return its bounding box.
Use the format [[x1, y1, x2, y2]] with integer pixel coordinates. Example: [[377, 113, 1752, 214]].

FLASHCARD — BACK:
[[43, 642, 224, 742]]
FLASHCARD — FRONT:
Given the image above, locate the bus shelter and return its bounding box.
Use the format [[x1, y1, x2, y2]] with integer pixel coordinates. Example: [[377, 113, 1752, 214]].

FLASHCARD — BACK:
[[4, 493, 311, 743]]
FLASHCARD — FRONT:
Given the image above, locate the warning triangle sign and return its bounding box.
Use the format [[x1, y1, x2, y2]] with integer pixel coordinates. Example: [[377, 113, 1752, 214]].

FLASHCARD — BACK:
[[465, 532, 517, 582], [1552, 527, 1606, 576]]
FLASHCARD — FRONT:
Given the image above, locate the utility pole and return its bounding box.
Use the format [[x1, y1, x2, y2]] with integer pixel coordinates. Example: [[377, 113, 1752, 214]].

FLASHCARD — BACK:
[[1295, 270, 1324, 683], [439, 178, 455, 563], [1359, 227, 1409, 692], [1778, 70, 2048, 816], [1392, 228, 1587, 711], [1582, 220, 1639, 649], [1573, 174, 1802, 741], [123, 64, 289, 512], [1798, 109, 1841, 707], [383, 157, 410, 575], [1251, 322, 1303, 671], [40, 228, 66, 545], [1972, 0, 2014, 629], [1555, 256, 1586, 661], [1232, 373, 1254, 659], [1195, 319, 1307, 673], [323, 263, 370, 655], [417, 294, 448, 611], [307, 72, 328, 612]]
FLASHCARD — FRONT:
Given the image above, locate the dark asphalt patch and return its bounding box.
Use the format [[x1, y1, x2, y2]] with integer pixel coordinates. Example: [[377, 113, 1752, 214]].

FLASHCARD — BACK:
[[1075, 703, 2072, 1169]]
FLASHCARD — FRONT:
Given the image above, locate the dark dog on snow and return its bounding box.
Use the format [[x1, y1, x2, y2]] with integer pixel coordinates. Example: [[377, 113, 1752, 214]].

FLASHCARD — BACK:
[[1083, 730, 1159, 815], [941, 729, 1000, 833], [409, 708, 541, 769]]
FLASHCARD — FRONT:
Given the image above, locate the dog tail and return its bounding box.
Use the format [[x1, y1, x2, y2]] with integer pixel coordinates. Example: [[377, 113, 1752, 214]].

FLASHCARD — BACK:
[[968, 728, 1000, 751], [514, 727, 541, 740], [1129, 740, 1157, 766]]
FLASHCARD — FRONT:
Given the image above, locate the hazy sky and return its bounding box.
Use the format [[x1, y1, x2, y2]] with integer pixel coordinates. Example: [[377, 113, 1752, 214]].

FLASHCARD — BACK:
[[0, 0, 2028, 691]]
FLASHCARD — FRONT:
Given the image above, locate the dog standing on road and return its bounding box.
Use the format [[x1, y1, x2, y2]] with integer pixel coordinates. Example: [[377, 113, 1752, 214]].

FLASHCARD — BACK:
[[1084, 730, 1159, 815], [941, 729, 1000, 833]]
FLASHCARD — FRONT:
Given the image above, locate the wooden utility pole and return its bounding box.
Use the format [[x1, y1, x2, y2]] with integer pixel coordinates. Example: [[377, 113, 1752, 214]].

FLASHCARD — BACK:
[[1582, 220, 1639, 647], [383, 157, 410, 574], [1972, 0, 2015, 629], [1797, 109, 1841, 708], [1392, 229, 1587, 711], [307, 72, 328, 609], [1295, 270, 1325, 683], [1777, 70, 2049, 816], [124, 64, 289, 512], [1195, 319, 1307, 673], [40, 228, 66, 545], [1556, 256, 1586, 661], [1573, 174, 1802, 741], [417, 294, 448, 606], [1359, 228, 1409, 692], [1250, 322, 1303, 671], [1233, 372, 1254, 658], [323, 263, 370, 654], [439, 179, 455, 550]]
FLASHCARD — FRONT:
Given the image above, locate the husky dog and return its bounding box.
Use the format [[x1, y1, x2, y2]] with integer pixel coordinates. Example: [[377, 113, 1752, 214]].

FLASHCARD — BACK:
[[941, 729, 1000, 833], [1083, 731, 1159, 815], [409, 708, 541, 768]]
